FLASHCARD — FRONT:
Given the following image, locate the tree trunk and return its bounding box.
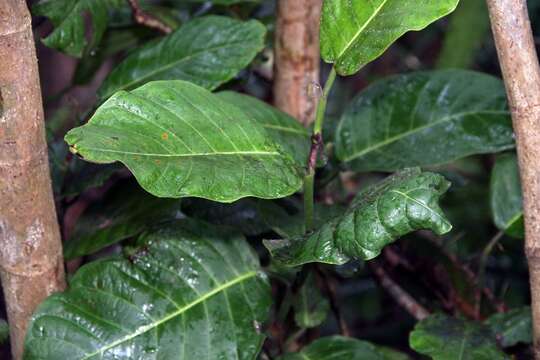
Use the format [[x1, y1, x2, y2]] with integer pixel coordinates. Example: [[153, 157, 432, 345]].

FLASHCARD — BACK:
[[0, 1, 66, 358], [485, 0, 540, 356], [273, 0, 322, 126]]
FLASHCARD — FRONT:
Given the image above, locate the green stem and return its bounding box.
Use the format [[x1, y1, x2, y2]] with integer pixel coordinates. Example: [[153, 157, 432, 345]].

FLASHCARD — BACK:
[[313, 67, 337, 135], [304, 67, 337, 231]]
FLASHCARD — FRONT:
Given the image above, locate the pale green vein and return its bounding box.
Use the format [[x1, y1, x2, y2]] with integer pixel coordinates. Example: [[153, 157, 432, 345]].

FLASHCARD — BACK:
[[75, 147, 281, 158], [336, 0, 389, 60]]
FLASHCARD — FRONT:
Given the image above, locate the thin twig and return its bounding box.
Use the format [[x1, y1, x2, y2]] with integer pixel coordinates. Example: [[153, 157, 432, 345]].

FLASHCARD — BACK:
[[127, 0, 172, 34], [419, 231, 507, 314], [316, 267, 350, 336], [369, 261, 430, 321], [475, 230, 505, 318]]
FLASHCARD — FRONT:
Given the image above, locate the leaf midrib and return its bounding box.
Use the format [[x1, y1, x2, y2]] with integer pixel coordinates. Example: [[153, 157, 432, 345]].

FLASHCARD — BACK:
[[391, 189, 449, 227], [77, 147, 282, 158], [82, 270, 257, 359], [341, 110, 510, 162], [336, 0, 389, 60]]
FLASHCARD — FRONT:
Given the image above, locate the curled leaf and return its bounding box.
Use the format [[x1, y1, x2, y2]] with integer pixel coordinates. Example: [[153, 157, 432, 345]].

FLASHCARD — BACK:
[[265, 168, 452, 266]]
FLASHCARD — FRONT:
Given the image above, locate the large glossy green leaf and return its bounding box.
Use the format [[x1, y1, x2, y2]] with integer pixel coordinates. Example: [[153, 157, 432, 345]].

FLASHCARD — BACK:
[[410, 314, 509, 360], [65, 81, 303, 202], [64, 183, 182, 260], [335, 70, 513, 171], [490, 153, 524, 238], [485, 307, 532, 347], [264, 168, 452, 266], [25, 221, 270, 359], [279, 336, 410, 360], [98, 16, 266, 99], [320, 0, 460, 75], [33, 0, 125, 57], [216, 92, 310, 165]]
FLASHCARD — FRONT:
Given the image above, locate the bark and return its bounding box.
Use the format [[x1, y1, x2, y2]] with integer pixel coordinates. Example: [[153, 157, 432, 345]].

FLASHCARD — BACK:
[[0, 1, 66, 358], [273, 0, 322, 126], [485, 0, 540, 356]]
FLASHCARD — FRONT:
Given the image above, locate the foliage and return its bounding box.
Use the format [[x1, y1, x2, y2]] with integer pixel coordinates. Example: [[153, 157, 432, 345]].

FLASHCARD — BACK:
[[410, 314, 508, 359], [21, 0, 536, 358]]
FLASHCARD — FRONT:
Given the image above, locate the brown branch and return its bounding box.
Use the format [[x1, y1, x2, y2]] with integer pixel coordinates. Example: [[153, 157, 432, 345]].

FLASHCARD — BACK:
[[0, 1, 66, 358], [316, 267, 350, 337], [486, 0, 540, 355], [273, 0, 322, 126], [369, 262, 430, 321], [419, 231, 507, 314], [307, 133, 323, 174], [127, 0, 172, 34]]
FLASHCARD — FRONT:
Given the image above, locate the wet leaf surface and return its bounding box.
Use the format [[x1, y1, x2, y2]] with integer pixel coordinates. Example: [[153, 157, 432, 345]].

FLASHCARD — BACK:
[[265, 168, 452, 266], [320, 0, 459, 75], [65, 81, 303, 202], [335, 70, 513, 171], [25, 221, 271, 359]]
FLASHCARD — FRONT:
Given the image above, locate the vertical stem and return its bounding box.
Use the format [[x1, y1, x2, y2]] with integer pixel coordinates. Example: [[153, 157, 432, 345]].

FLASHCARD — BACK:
[[485, 0, 540, 356], [273, 0, 322, 126], [304, 68, 337, 231], [0, 1, 66, 358]]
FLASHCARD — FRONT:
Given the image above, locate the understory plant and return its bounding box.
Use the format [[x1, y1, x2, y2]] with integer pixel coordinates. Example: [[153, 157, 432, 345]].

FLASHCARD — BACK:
[[17, 0, 536, 358]]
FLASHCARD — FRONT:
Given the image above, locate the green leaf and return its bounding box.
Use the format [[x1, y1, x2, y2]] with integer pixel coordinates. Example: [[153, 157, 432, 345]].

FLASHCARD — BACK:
[[0, 319, 8, 345], [320, 0, 460, 75], [490, 153, 524, 238], [279, 336, 410, 360], [216, 92, 310, 166], [264, 168, 452, 266], [293, 273, 329, 329], [485, 307, 532, 347], [410, 314, 509, 360], [64, 183, 182, 260], [335, 70, 513, 171], [33, 0, 125, 57], [25, 221, 270, 359], [65, 81, 303, 202], [98, 16, 266, 99]]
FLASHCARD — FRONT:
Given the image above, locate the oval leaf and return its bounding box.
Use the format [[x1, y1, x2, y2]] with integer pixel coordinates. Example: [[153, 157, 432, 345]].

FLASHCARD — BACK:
[[336, 70, 514, 171], [279, 336, 410, 360], [410, 314, 509, 360], [65, 81, 303, 202], [490, 153, 524, 238], [25, 221, 270, 359], [99, 16, 266, 99], [320, 0, 460, 75], [264, 168, 452, 266], [33, 0, 124, 57]]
